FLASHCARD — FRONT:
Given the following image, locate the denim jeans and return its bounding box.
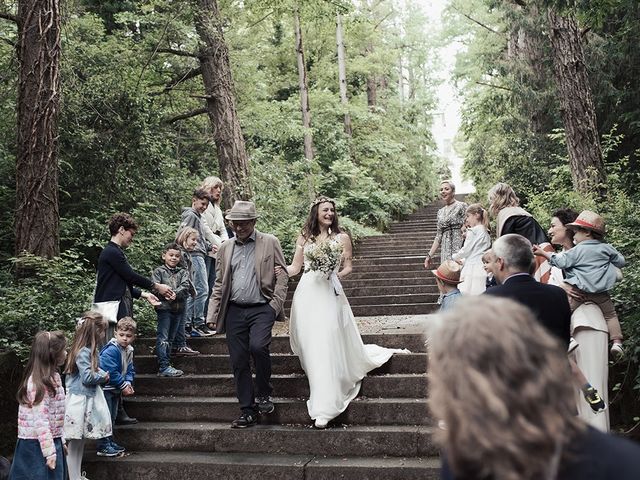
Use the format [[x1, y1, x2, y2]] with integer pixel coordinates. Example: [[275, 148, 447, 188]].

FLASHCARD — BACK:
[[185, 255, 208, 329], [156, 309, 183, 371], [204, 256, 216, 319], [96, 390, 121, 450]]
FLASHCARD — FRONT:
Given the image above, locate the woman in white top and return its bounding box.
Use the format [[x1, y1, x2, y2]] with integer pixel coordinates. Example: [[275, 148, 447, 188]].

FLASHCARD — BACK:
[[199, 176, 229, 332], [547, 208, 610, 432], [452, 204, 491, 295]]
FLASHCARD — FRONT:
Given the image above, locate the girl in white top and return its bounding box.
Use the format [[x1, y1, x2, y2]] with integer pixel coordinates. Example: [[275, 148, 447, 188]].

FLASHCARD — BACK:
[[452, 203, 491, 295]]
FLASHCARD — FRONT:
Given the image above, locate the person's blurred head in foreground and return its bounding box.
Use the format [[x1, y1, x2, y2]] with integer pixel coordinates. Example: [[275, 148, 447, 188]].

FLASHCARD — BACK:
[[427, 296, 584, 480]]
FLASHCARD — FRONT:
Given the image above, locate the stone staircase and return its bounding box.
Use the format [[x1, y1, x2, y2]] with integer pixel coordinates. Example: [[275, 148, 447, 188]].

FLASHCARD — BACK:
[[84, 203, 441, 479]]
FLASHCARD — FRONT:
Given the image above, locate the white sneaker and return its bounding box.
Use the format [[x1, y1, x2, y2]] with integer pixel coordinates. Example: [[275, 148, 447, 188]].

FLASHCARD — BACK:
[[610, 343, 624, 358], [314, 418, 328, 429]]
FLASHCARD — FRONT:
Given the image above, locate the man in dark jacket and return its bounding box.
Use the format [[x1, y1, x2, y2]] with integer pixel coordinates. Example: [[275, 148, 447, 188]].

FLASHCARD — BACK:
[[484, 234, 571, 348]]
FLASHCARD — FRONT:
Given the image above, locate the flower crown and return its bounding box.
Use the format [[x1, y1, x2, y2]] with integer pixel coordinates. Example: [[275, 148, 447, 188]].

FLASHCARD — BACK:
[[310, 196, 336, 209]]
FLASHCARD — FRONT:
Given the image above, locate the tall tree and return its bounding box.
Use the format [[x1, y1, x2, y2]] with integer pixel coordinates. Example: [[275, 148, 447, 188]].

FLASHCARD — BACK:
[[336, 10, 352, 135], [14, 0, 61, 258], [547, 8, 606, 196], [294, 8, 314, 164], [195, 0, 251, 204]]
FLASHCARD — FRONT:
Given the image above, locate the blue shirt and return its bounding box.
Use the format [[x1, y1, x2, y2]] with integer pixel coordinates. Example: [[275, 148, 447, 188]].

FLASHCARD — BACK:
[[440, 289, 462, 312], [549, 240, 625, 293]]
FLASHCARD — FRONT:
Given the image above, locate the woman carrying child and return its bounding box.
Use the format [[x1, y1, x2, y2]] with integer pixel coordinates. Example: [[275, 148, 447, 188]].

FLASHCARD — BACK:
[[452, 204, 491, 295], [9, 331, 67, 480], [63, 312, 113, 479]]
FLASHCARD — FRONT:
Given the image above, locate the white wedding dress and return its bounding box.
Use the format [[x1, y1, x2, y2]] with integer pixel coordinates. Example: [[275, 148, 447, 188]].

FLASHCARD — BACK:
[[289, 238, 409, 425]]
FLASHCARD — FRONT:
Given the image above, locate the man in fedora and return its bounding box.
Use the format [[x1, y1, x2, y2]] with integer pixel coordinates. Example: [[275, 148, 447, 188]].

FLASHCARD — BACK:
[[207, 200, 289, 428]]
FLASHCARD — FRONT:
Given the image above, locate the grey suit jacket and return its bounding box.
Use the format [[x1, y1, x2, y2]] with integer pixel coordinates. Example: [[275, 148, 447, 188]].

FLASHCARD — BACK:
[[207, 230, 289, 334]]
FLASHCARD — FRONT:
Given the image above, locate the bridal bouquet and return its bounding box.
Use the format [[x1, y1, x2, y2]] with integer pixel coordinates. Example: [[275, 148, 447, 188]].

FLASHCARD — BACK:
[[304, 241, 343, 276]]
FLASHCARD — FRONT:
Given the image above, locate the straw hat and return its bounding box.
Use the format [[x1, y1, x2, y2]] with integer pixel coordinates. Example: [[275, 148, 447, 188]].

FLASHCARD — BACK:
[[225, 200, 259, 221], [566, 210, 606, 236], [432, 260, 462, 285]]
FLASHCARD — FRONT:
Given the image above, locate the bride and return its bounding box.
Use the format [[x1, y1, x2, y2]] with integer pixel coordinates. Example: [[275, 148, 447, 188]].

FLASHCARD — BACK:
[[286, 196, 408, 429]]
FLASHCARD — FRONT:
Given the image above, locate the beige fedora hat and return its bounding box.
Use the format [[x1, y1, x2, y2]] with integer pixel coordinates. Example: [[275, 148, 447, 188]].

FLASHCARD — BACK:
[[431, 260, 462, 285], [566, 210, 606, 235], [225, 200, 260, 221]]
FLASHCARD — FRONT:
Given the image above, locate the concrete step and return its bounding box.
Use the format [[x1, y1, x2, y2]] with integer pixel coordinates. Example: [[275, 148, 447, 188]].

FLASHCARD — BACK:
[[134, 352, 428, 375], [286, 285, 437, 300], [133, 373, 427, 398], [288, 278, 437, 291], [83, 451, 441, 480], [354, 248, 429, 256], [124, 396, 432, 426], [109, 422, 437, 458], [359, 233, 435, 242], [135, 332, 428, 355]]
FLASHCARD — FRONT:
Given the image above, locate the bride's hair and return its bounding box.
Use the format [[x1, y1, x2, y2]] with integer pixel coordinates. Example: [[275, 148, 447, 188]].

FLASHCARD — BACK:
[[302, 196, 341, 241], [427, 296, 584, 480]]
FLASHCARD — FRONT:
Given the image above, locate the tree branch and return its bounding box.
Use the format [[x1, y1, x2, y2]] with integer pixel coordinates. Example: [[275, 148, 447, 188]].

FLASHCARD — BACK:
[[247, 10, 274, 29], [152, 66, 203, 95], [451, 6, 502, 35], [0, 11, 18, 23], [164, 107, 208, 124], [157, 47, 200, 59], [475, 81, 512, 92]]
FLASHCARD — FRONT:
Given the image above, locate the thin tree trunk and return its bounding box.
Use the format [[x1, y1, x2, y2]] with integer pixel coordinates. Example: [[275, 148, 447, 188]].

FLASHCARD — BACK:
[[195, 0, 251, 204], [15, 0, 61, 258], [547, 9, 606, 196], [294, 9, 314, 163], [336, 11, 352, 135], [365, 44, 378, 109]]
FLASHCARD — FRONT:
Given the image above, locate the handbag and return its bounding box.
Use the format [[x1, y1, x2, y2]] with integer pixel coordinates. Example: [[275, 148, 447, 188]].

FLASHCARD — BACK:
[[92, 300, 120, 324]]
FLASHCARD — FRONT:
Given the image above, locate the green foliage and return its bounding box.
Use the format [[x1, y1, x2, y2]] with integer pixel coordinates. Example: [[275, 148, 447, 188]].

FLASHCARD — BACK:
[[0, 252, 94, 359]]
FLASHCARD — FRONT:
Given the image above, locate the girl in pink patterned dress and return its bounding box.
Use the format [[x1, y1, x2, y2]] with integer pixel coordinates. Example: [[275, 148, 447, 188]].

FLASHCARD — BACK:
[[9, 331, 68, 480]]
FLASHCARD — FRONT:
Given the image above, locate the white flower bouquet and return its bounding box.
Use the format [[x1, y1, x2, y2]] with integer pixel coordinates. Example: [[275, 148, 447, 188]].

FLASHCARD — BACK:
[[304, 241, 343, 276]]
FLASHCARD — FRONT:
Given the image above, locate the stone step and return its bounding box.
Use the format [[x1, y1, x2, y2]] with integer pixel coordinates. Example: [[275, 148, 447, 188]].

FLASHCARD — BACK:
[[351, 303, 438, 316], [285, 293, 438, 309], [133, 373, 427, 398], [108, 422, 437, 458], [352, 256, 425, 266], [290, 277, 436, 289], [359, 233, 435, 242], [135, 332, 427, 355], [286, 285, 437, 301], [347, 270, 431, 280], [124, 396, 432, 426], [354, 248, 429, 256], [351, 263, 426, 273], [83, 451, 440, 480], [134, 352, 428, 375]]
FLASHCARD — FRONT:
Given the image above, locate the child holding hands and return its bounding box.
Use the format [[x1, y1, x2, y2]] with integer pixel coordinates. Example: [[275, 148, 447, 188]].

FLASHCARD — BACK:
[[152, 242, 192, 376], [9, 331, 67, 480]]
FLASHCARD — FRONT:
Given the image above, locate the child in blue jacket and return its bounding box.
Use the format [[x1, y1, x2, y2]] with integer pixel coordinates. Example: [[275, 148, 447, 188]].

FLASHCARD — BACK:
[[97, 317, 136, 456]]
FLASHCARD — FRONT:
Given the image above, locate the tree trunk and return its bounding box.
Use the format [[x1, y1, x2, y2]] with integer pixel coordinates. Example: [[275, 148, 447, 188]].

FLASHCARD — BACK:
[[294, 9, 314, 163], [195, 0, 251, 205], [15, 0, 61, 259], [336, 11, 352, 135], [547, 9, 606, 196], [365, 45, 378, 109]]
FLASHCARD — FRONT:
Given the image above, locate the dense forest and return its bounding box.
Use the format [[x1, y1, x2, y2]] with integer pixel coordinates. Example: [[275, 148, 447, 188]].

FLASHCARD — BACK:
[[0, 0, 639, 430], [0, 0, 444, 348]]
